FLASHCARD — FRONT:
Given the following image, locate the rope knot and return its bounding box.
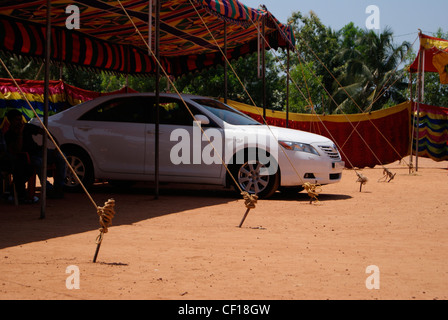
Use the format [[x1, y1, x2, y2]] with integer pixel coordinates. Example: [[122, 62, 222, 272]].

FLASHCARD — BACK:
[[241, 191, 258, 209], [302, 182, 321, 203], [97, 198, 116, 234], [379, 169, 396, 182], [356, 173, 368, 191], [356, 173, 368, 185]]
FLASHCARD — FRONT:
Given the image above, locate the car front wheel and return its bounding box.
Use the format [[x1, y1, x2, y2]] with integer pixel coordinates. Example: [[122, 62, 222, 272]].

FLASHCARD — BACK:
[[230, 150, 279, 198]]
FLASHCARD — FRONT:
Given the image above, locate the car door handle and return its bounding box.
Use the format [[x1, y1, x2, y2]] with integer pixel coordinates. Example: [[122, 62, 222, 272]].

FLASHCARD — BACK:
[[77, 126, 92, 131]]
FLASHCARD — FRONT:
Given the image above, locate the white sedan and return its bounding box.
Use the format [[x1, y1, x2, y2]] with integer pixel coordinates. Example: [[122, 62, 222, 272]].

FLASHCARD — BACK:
[[32, 93, 344, 198]]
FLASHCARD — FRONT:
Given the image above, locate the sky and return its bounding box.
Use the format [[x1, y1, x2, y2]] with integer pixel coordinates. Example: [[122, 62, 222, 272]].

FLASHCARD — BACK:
[[241, 0, 447, 50]]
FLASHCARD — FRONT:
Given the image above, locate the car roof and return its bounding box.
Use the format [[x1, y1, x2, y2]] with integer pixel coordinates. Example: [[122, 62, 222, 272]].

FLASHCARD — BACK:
[[50, 92, 221, 120], [93, 92, 216, 101]]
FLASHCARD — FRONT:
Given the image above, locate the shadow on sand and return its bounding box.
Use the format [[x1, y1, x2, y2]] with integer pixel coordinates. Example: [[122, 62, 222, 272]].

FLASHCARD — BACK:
[[0, 182, 351, 249]]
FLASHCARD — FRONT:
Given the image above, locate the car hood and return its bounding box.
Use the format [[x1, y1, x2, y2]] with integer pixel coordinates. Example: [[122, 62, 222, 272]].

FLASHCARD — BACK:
[[229, 124, 334, 145]]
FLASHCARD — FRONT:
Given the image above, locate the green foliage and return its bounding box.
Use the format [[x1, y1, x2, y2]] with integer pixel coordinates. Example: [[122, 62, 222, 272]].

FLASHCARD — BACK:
[[286, 12, 413, 114], [174, 52, 285, 110], [288, 60, 327, 113], [332, 27, 411, 113], [287, 11, 341, 114]]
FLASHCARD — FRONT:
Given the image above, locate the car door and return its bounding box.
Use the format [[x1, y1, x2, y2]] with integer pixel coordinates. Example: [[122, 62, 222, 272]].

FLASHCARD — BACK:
[[144, 97, 223, 179], [74, 96, 150, 174]]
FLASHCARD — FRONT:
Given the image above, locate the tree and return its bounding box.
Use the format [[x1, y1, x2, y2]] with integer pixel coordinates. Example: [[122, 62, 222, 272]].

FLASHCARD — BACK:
[[174, 51, 285, 110], [286, 11, 342, 114], [288, 60, 327, 113], [332, 27, 411, 113]]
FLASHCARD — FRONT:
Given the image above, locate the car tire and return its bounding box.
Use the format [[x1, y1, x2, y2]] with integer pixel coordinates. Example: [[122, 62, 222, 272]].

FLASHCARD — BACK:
[[62, 146, 94, 192], [229, 148, 279, 199]]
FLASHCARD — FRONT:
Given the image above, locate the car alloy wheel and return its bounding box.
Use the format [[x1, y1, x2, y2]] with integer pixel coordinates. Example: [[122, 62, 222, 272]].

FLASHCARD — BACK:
[[237, 161, 271, 195]]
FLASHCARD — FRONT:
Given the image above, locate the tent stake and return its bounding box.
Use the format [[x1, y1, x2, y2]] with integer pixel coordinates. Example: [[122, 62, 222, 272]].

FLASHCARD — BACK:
[[92, 234, 103, 263], [238, 208, 251, 228]]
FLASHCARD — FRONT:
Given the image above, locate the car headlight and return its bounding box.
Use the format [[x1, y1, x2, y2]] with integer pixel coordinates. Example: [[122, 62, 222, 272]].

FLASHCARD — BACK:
[[279, 141, 320, 156]]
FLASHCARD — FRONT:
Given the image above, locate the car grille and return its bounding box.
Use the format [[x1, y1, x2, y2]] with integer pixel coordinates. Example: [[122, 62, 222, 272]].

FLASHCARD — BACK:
[[318, 145, 341, 160]]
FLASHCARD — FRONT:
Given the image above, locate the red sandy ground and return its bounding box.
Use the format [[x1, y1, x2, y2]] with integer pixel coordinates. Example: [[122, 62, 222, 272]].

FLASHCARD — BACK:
[[0, 157, 447, 300]]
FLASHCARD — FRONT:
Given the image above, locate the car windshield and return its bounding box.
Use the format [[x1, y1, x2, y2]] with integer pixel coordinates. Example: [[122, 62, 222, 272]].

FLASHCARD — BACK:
[[192, 98, 261, 126]]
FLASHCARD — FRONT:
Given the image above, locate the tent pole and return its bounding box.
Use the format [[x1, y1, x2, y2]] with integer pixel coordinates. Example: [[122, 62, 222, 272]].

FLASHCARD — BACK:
[[262, 17, 266, 119], [224, 20, 228, 104], [40, 0, 51, 219], [408, 71, 414, 172], [148, 0, 153, 56], [286, 46, 290, 128], [415, 31, 423, 172], [154, 0, 160, 199]]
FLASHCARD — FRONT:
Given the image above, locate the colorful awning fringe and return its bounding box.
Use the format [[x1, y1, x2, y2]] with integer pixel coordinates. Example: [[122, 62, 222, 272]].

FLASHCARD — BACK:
[[0, 78, 136, 121], [0, 0, 294, 77]]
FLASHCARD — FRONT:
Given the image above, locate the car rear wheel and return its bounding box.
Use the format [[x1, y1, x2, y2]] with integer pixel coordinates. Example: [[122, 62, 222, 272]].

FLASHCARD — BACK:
[[63, 147, 94, 192]]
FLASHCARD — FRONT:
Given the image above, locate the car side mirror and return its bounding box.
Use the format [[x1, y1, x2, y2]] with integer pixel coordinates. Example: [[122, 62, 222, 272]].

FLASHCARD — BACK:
[[194, 114, 210, 125]]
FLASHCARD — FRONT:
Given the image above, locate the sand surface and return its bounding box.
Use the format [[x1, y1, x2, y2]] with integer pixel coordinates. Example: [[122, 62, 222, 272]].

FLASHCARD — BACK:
[[1, 157, 447, 300]]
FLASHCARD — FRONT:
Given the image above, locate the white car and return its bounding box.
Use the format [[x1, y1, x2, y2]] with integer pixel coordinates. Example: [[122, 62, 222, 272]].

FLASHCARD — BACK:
[[32, 93, 344, 198]]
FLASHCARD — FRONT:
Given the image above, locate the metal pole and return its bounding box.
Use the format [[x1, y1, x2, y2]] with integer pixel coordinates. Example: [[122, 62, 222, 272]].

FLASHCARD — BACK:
[[148, 0, 153, 56], [262, 17, 266, 119], [408, 71, 414, 172], [416, 32, 423, 172], [224, 20, 228, 104], [286, 47, 290, 128], [40, 0, 51, 219], [154, 0, 160, 199]]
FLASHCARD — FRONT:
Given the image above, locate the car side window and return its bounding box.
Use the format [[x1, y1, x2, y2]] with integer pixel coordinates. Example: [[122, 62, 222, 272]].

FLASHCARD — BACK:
[[79, 97, 150, 123], [154, 98, 198, 126]]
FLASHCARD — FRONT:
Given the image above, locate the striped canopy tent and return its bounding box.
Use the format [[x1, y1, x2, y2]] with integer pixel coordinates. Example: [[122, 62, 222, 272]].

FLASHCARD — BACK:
[[0, 0, 295, 76], [0, 0, 295, 216]]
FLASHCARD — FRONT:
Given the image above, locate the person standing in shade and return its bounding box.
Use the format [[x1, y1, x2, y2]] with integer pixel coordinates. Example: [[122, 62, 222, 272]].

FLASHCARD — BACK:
[[5, 109, 66, 199]]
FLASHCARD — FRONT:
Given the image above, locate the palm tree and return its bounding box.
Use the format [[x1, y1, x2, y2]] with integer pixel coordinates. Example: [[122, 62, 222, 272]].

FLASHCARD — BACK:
[[332, 28, 411, 114]]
